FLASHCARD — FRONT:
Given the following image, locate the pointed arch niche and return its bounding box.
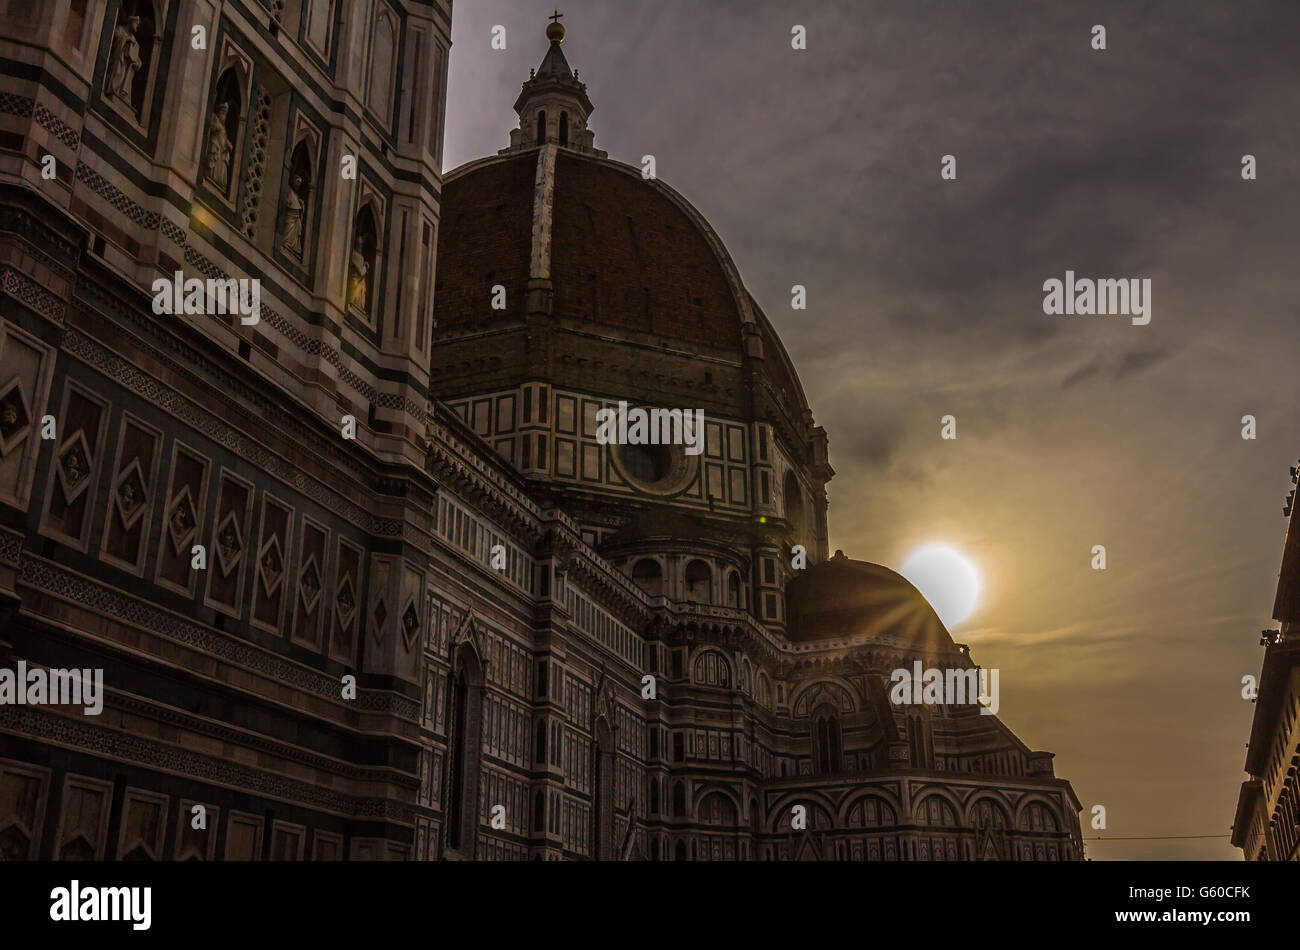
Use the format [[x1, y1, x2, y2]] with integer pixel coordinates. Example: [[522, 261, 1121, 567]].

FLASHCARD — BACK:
[[592, 716, 615, 860], [102, 0, 166, 126], [443, 637, 485, 858], [276, 116, 322, 274], [347, 191, 384, 326], [203, 59, 247, 203]]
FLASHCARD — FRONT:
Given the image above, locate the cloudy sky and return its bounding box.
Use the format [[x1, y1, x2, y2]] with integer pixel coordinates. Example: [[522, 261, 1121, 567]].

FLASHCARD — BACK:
[[443, 0, 1300, 859]]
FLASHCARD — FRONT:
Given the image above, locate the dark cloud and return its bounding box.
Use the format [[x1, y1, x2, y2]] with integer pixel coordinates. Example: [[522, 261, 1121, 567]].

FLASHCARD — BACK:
[[1114, 347, 1176, 380], [1062, 362, 1103, 391]]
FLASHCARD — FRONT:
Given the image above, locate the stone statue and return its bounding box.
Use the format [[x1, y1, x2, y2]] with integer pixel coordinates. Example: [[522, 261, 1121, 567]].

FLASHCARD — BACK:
[[347, 234, 369, 311], [105, 15, 143, 105], [281, 175, 305, 257], [205, 102, 233, 191]]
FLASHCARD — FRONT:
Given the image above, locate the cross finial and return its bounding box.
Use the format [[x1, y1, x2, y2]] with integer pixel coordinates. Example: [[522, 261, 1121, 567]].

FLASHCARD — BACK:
[[545, 10, 566, 43]]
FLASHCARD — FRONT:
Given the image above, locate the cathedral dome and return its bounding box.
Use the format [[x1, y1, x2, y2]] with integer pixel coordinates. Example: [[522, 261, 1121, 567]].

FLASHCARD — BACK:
[[785, 553, 955, 650], [432, 24, 812, 425], [437, 151, 745, 350]]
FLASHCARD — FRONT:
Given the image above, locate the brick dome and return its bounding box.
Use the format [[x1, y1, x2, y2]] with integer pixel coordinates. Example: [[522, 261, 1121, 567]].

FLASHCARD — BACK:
[[437, 150, 742, 349], [434, 147, 812, 420]]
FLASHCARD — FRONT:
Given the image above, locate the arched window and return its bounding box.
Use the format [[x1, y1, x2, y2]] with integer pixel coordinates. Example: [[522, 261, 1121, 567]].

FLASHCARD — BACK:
[[631, 558, 663, 597], [917, 796, 957, 827], [534, 717, 546, 763], [536, 110, 547, 145], [674, 840, 687, 861], [559, 111, 569, 146], [672, 782, 687, 818], [533, 791, 545, 834], [692, 651, 731, 688], [104, 0, 159, 121], [908, 713, 931, 770], [444, 644, 484, 856], [813, 705, 842, 774], [684, 560, 711, 604], [649, 781, 660, 815], [784, 471, 805, 539], [592, 718, 614, 860], [348, 204, 379, 315], [972, 799, 1008, 831], [727, 570, 742, 608], [1020, 802, 1059, 833], [756, 672, 772, 709]]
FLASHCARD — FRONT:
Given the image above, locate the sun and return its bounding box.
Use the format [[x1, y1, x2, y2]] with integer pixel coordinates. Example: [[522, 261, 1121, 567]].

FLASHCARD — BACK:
[[900, 545, 980, 628]]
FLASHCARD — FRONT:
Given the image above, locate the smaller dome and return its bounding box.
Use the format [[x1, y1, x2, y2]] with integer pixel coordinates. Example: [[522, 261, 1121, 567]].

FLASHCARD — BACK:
[[786, 554, 953, 649]]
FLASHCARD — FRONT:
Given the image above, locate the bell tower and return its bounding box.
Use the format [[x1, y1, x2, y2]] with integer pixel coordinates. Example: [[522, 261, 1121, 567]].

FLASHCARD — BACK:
[[501, 12, 606, 156]]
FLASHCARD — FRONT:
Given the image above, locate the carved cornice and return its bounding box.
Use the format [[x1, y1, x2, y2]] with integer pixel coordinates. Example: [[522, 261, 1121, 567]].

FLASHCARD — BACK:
[[0, 704, 415, 824], [19, 556, 420, 721]]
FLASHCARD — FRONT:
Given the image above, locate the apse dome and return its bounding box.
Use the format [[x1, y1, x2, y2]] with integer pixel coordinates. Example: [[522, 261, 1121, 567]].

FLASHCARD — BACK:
[[785, 552, 955, 650]]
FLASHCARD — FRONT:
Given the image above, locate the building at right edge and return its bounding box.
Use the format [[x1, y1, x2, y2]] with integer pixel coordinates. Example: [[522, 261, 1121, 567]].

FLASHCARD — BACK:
[[1233, 466, 1300, 860]]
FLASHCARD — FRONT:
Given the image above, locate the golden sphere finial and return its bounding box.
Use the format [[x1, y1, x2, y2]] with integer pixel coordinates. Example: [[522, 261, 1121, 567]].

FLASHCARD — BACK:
[[546, 10, 565, 43]]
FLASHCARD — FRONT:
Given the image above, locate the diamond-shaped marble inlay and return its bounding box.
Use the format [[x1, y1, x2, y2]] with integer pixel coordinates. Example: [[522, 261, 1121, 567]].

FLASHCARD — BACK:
[[0, 377, 32, 456], [401, 601, 420, 647], [298, 557, 321, 614], [166, 489, 198, 555], [373, 599, 388, 631], [113, 460, 149, 529], [214, 511, 243, 577], [55, 433, 92, 501], [335, 576, 356, 624], [258, 536, 283, 596]]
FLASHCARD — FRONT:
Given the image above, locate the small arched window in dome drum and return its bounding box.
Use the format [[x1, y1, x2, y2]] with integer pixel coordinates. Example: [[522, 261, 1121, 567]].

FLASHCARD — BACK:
[[684, 559, 711, 604], [727, 570, 742, 608], [784, 470, 805, 539], [631, 558, 663, 597]]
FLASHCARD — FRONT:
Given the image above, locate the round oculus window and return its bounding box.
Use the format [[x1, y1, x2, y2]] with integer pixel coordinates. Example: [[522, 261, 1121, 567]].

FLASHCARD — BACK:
[[620, 443, 673, 485], [611, 441, 697, 495]]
